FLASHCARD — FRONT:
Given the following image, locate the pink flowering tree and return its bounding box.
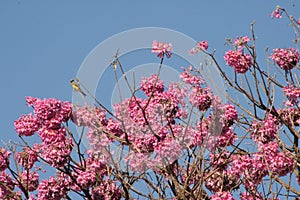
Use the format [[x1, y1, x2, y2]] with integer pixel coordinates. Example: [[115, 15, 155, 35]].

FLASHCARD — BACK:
[[1, 5, 300, 200]]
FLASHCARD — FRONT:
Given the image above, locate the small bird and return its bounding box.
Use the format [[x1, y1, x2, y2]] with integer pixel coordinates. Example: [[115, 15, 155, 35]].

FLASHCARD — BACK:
[[70, 79, 86, 96]]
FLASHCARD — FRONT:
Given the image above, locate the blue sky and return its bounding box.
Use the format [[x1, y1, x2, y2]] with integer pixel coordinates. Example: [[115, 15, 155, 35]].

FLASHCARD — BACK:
[[0, 0, 299, 197]]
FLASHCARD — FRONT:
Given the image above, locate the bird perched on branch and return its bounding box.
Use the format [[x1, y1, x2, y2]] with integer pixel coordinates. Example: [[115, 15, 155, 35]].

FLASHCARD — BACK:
[[70, 79, 86, 96]]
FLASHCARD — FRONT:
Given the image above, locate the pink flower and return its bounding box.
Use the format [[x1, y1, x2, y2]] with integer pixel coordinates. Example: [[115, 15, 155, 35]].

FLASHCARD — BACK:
[[152, 40, 172, 58], [72, 106, 108, 127], [14, 113, 40, 136], [270, 48, 299, 70], [283, 85, 300, 106], [234, 36, 250, 49], [224, 103, 238, 125], [18, 170, 39, 192], [271, 6, 282, 19], [205, 169, 239, 193], [0, 148, 10, 171], [240, 192, 263, 200], [91, 180, 121, 200], [37, 176, 68, 200], [259, 141, 295, 176], [40, 138, 73, 167], [15, 146, 38, 169], [140, 74, 164, 96], [250, 115, 278, 144], [189, 40, 208, 55], [180, 68, 204, 85], [29, 97, 72, 129], [0, 171, 15, 198], [38, 127, 67, 144], [224, 49, 252, 73], [211, 191, 235, 200], [217, 127, 237, 147], [209, 151, 231, 169], [198, 40, 208, 50], [278, 107, 300, 126], [188, 86, 212, 111]]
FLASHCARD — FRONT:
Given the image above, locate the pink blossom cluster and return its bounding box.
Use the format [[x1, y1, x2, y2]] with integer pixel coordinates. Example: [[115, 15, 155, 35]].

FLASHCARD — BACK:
[[259, 141, 294, 177], [189, 40, 208, 55], [179, 67, 204, 85], [14, 114, 39, 136], [7, 97, 78, 199], [204, 169, 239, 192], [0, 148, 10, 171], [14, 146, 37, 169], [91, 180, 122, 200], [216, 126, 237, 147], [204, 112, 294, 198], [231, 153, 268, 190], [270, 48, 300, 70], [250, 115, 278, 144], [271, 6, 282, 19], [224, 103, 238, 125], [278, 107, 300, 126], [14, 97, 72, 136], [73, 156, 107, 189], [0, 171, 16, 199], [18, 171, 39, 192], [209, 151, 231, 169], [188, 86, 212, 111], [241, 192, 280, 200], [72, 106, 108, 127], [140, 74, 164, 96], [74, 70, 231, 172], [234, 36, 250, 49], [152, 40, 172, 58], [283, 85, 300, 106], [37, 176, 69, 200], [224, 49, 252, 73], [211, 191, 235, 200]]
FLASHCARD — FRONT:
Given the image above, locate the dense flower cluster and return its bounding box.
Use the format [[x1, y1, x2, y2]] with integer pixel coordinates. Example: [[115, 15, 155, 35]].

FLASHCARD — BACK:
[[259, 141, 294, 177], [180, 67, 204, 85], [283, 85, 300, 106], [224, 103, 238, 125], [152, 40, 172, 58], [14, 114, 39, 136], [91, 180, 122, 200], [37, 176, 68, 200], [18, 171, 39, 192], [188, 86, 212, 111], [211, 191, 235, 200], [278, 107, 300, 126], [270, 48, 300, 70], [140, 74, 164, 96], [73, 156, 107, 189], [250, 115, 278, 144], [3, 97, 77, 199], [224, 49, 252, 73], [15, 146, 37, 169], [0, 148, 10, 171], [0, 171, 16, 199]]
